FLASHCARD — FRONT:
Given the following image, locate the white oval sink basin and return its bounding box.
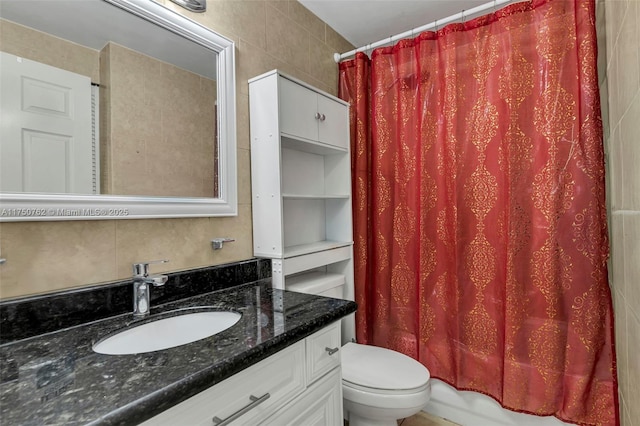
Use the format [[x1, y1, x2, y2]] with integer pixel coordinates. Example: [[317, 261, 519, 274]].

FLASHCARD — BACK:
[[93, 311, 241, 355]]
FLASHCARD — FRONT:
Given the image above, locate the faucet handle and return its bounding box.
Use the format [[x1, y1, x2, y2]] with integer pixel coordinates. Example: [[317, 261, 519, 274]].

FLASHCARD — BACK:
[[133, 259, 169, 277]]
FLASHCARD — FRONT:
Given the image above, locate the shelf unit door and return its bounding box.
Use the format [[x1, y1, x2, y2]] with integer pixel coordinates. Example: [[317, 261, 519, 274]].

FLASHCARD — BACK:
[[317, 94, 349, 149], [279, 77, 318, 141]]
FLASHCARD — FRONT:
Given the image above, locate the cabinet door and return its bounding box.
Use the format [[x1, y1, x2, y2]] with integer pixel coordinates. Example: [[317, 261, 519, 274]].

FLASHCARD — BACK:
[[306, 321, 342, 384], [279, 77, 318, 142], [317, 94, 349, 150], [261, 368, 343, 426], [140, 342, 305, 426]]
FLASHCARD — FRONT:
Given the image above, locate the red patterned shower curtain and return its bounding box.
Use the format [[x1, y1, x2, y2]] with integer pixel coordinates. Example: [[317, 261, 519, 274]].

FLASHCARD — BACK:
[[338, 0, 618, 424]]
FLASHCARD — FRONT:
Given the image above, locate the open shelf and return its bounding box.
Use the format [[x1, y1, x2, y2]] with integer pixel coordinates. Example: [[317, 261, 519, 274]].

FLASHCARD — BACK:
[[281, 134, 347, 156], [282, 194, 350, 199], [283, 240, 353, 258]]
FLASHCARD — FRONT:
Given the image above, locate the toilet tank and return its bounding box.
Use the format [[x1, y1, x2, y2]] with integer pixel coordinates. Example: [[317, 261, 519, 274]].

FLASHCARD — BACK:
[[286, 272, 345, 299]]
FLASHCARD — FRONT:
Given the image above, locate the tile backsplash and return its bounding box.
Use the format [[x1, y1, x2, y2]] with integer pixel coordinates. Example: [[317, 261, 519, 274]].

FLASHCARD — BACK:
[[0, 258, 271, 343], [0, 214, 254, 299]]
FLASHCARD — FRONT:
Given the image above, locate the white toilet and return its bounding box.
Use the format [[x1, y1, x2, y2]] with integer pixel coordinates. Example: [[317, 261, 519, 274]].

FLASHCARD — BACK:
[[287, 272, 432, 426]]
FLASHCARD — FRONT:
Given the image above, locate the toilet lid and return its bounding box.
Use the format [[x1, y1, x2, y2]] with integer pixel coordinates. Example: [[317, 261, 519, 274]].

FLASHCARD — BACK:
[[341, 342, 430, 390]]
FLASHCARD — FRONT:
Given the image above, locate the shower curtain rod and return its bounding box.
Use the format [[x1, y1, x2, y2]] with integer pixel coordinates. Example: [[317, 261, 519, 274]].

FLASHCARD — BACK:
[[333, 0, 525, 63]]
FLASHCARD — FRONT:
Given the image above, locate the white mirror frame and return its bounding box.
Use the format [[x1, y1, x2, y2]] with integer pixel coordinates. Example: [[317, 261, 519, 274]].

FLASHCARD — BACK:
[[0, 0, 237, 221]]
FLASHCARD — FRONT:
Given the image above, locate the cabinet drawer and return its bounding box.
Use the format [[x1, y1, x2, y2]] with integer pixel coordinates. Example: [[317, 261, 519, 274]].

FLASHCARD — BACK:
[[306, 321, 342, 384], [261, 367, 343, 426], [141, 341, 306, 426]]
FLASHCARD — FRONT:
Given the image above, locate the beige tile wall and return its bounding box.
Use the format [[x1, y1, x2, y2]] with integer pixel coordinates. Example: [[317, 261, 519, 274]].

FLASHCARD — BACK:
[[100, 42, 218, 197], [598, 1, 640, 425], [0, 0, 353, 299], [0, 19, 101, 83]]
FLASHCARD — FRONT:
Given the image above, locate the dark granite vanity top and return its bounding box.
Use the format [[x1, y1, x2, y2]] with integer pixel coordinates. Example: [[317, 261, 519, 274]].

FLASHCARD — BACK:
[[0, 276, 357, 425]]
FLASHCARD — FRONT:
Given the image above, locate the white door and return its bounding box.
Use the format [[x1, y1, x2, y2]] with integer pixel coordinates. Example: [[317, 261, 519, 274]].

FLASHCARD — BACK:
[[0, 51, 95, 194]]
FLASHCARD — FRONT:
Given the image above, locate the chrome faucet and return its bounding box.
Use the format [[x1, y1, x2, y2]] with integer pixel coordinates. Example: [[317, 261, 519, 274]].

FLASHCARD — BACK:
[[132, 260, 169, 317]]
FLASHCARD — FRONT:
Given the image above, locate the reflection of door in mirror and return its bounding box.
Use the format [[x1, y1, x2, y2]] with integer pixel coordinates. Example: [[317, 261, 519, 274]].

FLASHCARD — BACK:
[[0, 51, 97, 194], [0, 3, 219, 199]]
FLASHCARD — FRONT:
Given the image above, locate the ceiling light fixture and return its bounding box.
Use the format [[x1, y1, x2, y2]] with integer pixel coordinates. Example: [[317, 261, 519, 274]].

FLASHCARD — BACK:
[[169, 0, 206, 13]]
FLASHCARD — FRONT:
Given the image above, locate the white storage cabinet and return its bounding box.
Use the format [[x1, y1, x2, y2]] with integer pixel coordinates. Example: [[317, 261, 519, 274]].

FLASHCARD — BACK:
[[141, 322, 343, 426], [249, 71, 354, 323]]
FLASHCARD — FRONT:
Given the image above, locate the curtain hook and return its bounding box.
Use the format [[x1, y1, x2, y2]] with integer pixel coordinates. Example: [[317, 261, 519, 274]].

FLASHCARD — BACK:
[[493, 0, 497, 13], [461, 9, 465, 22], [434, 19, 438, 31]]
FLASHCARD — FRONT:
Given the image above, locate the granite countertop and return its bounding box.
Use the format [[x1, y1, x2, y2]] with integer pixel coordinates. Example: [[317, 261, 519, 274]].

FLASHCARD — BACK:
[[0, 279, 357, 425]]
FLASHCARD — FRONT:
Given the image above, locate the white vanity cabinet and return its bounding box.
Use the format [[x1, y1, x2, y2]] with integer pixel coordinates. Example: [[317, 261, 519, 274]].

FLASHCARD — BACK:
[[262, 368, 342, 426], [249, 72, 355, 343], [141, 322, 343, 426]]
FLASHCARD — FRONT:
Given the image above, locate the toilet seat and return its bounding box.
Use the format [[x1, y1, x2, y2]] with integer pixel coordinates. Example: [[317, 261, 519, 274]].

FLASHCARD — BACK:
[[341, 342, 431, 391], [343, 379, 430, 396], [342, 379, 431, 410]]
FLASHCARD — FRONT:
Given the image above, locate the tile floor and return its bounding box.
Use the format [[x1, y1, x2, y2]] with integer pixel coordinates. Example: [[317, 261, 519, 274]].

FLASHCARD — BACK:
[[398, 411, 461, 426], [345, 411, 460, 426]]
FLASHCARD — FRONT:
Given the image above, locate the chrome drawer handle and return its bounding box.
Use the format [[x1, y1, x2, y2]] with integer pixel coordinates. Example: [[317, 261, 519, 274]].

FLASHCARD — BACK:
[[211, 393, 270, 425], [325, 346, 339, 356]]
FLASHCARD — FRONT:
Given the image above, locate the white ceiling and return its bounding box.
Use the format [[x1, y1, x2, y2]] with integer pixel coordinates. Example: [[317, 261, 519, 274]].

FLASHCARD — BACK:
[[299, 0, 497, 50], [0, 0, 216, 79]]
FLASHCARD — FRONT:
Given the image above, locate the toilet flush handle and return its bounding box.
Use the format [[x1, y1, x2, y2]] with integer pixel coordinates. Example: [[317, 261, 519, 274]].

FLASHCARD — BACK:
[[325, 347, 339, 356]]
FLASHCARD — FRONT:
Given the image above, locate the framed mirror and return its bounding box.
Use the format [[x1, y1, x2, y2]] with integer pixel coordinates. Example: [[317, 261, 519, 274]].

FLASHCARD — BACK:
[[0, 0, 237, 221]]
